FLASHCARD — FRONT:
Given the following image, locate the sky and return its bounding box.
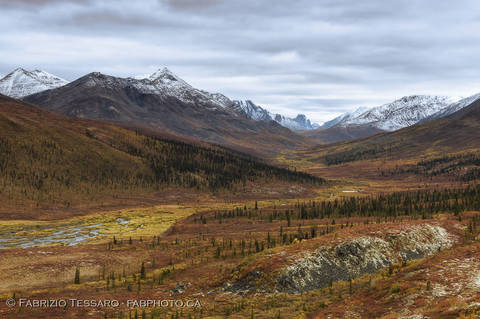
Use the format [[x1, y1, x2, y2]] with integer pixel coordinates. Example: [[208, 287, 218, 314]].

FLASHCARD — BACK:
[[1, 0, 480, 124]]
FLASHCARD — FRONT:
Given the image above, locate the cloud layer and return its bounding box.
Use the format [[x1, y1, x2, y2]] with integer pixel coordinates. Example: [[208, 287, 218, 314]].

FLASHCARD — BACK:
[[1, 0, 480, 123]]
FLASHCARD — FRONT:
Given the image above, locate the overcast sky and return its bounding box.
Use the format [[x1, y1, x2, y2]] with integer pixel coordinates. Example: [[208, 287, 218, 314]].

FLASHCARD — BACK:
[[1, 0, 480, 123]]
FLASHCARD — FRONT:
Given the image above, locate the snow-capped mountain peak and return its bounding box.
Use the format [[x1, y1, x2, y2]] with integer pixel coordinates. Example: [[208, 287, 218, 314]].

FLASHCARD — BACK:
[[131, 68, 236, 111], [0, 68, 69, 98], [148, 67, 171, 79], [148, 67, 190, 86], [135, 67, 189, 87], [332, 95, 456, 131]]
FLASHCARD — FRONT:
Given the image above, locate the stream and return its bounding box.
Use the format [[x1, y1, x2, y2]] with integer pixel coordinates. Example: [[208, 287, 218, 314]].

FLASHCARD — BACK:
[[0, 218, 130, 249]]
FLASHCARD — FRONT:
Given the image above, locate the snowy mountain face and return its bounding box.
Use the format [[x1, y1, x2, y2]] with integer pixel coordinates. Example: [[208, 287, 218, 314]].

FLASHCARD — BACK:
[[320, 107, 370, 128], [333, 95, 455, 131], [232, 100, 319, 130], [424, 92, 480, 121], [134, 68, 236, 112], [231, 100, 273, 121], [0, 68, 69, 98]]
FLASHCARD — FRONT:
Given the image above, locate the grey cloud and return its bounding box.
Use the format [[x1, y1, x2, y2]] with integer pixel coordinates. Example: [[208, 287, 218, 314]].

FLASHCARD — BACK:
[[300, 98, 368, 109], [0, 0, 89, 8], [59, 10, 191, 29], [160, 0, 223, 10]]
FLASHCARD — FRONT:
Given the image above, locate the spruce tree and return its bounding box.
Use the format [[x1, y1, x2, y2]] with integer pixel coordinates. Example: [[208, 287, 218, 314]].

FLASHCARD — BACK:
[[140, 262, 146, 280], [74, 267, 80, 284]]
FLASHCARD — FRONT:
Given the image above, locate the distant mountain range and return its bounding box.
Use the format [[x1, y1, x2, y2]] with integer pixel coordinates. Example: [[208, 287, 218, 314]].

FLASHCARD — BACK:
[[2, 67, 480, 147], [22, 68, 311, 156], [306, 94, 480, 143], [231, 100, 320, 131], [0, 67, 319, 131]]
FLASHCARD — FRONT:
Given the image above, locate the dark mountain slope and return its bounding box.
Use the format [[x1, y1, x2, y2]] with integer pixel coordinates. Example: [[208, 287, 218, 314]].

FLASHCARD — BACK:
[[24, 72, 311, 156]]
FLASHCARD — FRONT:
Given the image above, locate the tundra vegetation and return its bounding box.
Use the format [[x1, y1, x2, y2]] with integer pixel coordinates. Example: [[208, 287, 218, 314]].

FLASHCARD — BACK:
[[1, 186, 479, 318]]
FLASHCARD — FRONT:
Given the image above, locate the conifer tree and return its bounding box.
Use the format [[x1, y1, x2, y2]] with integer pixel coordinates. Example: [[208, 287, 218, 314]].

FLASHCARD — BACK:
[[140, 262, 146, 280], [74, 267, 80, 284]]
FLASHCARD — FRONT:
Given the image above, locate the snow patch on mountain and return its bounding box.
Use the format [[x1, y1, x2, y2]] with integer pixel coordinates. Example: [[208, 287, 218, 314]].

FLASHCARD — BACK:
[[0, 68, 69, 98], [425, 92, 480, 120]]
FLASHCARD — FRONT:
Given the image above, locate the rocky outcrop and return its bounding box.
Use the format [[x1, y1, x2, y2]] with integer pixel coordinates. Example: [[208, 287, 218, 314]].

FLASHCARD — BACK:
[[277, 225, 452, 293], [227, 224, 454, 295]]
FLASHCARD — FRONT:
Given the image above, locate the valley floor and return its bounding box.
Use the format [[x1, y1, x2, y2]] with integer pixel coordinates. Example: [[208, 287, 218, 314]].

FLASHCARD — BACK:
[[0, 190, 479, 318], [1, 156, 480, 318]]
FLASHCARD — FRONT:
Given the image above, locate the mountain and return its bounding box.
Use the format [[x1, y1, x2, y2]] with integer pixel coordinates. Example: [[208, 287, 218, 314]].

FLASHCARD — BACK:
[[334, 95, 454, 131], [133, 67, 235, 109], [24, 69, 311, 156], [306, 94, 480, 165], [232, 99, 320, 130], [0, 68, 68, 98], [3, 66, 318, 132], [307, 95, 455, 143]]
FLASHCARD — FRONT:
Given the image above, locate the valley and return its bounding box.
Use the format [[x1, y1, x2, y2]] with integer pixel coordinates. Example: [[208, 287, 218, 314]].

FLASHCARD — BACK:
[[3, 0, 480, 317], [0, 66, 480, 318]]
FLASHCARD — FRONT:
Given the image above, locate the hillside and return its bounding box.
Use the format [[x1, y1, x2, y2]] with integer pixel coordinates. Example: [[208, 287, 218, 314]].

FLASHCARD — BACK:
[[0, 94, 323, 218], [23, 71, 312, 156], [304, 97, 480, 165]]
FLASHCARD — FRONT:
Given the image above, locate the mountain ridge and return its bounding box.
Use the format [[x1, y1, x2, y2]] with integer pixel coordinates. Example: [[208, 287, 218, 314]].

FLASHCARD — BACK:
[[308, 94, 477, 143], [24, 70, 311, 156], [332, 95, 455, 131], [1, 66, 319, 132]]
